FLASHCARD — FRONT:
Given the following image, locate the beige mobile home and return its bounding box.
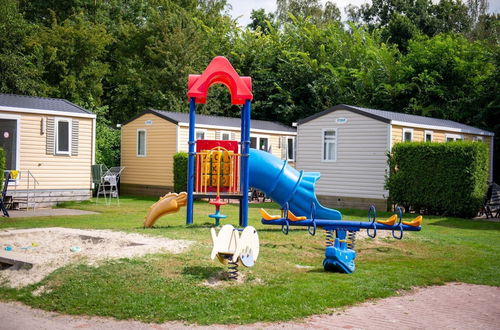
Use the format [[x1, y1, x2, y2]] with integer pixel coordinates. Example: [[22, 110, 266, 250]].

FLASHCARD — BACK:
[[296, 104, 494, 210], [120, 109, 296, 196], [0, 94, 96, 207]]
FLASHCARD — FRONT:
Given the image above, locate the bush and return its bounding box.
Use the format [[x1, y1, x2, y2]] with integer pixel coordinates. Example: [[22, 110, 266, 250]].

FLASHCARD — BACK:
[[385, 141, 489, 218], [96, 122, 120, 168], [173, 152, 188, 193], [0, 148, 5, 191]]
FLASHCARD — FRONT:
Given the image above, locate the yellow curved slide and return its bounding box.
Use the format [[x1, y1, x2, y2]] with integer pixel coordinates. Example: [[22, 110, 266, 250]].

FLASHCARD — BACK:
[[144, 192, 187, 228]]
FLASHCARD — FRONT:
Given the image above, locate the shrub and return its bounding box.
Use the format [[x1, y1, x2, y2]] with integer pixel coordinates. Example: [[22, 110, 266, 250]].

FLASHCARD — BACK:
[[385, 141, 489, 218], [173, 152, 188, 193], [0, 148, 5, 191]]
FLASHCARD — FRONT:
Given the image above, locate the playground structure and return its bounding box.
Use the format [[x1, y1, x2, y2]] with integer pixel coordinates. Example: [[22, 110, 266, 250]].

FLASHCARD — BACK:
[[186, 56, 253, 227], [142, 56, 422, 274]]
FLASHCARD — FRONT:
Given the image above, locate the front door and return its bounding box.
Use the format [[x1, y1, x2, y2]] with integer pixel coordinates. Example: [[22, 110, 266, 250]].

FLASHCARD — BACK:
[[0, 119, 18, 170]]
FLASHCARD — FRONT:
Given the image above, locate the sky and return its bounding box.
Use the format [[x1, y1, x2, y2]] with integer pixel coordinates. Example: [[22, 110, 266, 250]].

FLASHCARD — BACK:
[[226, 0, 500, 26]]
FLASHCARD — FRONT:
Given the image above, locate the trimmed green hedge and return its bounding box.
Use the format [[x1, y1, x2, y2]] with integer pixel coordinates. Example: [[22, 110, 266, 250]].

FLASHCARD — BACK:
[[173, 152, 188, 193], [385, 141, 489, 218], [0, 148, 4, 191]]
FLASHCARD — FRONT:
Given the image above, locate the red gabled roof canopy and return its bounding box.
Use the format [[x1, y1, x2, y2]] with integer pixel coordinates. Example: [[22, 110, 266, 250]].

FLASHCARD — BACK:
[[187, 56, 253, 105]]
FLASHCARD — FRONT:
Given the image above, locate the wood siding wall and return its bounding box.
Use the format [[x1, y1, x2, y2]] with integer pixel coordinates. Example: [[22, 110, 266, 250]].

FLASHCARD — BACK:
[[177, 125, 293, 162], [121, 114, 295, 193], [0, 111, 94, 191], [297, 109, 390, 201], [120, 113, 177, 189]]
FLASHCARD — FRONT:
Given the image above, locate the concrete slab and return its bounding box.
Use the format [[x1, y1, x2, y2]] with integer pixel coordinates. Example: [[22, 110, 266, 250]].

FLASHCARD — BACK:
[[5, 208, 98, 218]]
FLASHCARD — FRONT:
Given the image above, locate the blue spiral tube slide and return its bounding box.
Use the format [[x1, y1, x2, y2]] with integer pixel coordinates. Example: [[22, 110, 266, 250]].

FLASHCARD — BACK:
[[248, 148, 342, 220]]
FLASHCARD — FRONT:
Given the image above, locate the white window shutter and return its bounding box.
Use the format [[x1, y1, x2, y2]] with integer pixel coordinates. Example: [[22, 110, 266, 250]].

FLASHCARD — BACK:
[[46, 117, 55, 155], [231, 132, 235, 140], [71, 120, 79, 156], [281, 136, 287, 159], [215, 131, 221, 140]]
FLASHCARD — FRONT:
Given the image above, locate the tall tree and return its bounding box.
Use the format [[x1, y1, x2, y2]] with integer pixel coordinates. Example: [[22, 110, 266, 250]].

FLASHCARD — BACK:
[[28, 13, 112, 105], [276, 0, 340, 25], [0, 0, 45, 94]]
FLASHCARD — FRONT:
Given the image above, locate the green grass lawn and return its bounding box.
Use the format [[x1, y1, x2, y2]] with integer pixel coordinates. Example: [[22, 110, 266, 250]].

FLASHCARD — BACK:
[[0, 196, 499, 324]]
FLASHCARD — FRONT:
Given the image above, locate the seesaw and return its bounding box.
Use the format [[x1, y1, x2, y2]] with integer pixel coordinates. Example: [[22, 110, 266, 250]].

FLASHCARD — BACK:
[[260, 205, 422, 273]]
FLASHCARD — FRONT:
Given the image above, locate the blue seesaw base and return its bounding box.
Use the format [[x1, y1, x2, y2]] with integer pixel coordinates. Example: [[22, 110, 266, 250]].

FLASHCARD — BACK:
[[323, 242, 356, 274]]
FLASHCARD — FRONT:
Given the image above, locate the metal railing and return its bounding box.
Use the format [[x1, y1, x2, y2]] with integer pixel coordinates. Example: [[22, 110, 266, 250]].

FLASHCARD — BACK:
[[5, 170, 39, 211]]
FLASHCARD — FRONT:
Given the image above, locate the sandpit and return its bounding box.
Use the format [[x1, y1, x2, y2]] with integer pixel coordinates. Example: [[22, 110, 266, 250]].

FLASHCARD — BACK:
[[0, 227, 193, 288]]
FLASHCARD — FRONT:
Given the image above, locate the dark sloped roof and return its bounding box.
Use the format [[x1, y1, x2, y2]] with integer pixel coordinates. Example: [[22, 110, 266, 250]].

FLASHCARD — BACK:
[[298, 104, 494, 136], [124, 109, 296, 133], [0, 93, 93, 115]]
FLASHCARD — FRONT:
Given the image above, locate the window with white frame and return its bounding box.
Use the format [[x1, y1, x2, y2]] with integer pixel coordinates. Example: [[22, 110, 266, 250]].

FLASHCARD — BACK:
[[250, 135, 270, 151], [250, 137, 257, 149], [425, 130, 433, 142], [221, 131, 231, 140], [195, 129, 206, 140], [55, 118, 71, 154], [259, 137, 268, 151], [286, 137, 295, 161], [403, 128, 413, 142], [473, 136, 483, 142], [322, 129, 337, 161], [446, 133, 463, 142], [137, 129, 146, 156]]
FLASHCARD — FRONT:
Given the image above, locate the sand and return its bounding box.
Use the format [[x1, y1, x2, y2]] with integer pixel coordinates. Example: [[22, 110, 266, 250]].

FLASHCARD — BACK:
[[0, 227, 193, 288]]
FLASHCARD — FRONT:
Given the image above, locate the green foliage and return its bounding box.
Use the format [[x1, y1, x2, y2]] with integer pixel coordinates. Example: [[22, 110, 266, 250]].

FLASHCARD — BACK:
[[95, 123, 120, 168], [0, 0, 45, 94], [27, 13, 112, 105], [173, 152, 188, 193], [386, 141, 489, 217], [0, 148, 5, 191], [0, 0, 498, 181]]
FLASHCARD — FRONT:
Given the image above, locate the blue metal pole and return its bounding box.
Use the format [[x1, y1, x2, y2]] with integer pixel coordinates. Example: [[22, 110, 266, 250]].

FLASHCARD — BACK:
[[239, 103, 246, 226], [186, 97, 196, 225], [240, 100, 251, 227]]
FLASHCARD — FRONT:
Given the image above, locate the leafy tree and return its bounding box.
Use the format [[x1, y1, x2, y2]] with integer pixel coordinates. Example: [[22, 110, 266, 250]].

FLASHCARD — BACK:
[[248, 9, 276, 33], [27, 14, 112, 105], [0, 0, 45, 94], [276, 0, 340, 25]]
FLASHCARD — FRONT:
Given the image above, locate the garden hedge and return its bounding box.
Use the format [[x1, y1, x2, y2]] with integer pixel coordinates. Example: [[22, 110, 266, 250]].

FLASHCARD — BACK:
[[173, 152, 188, 193], [385, 141, 489, 218]]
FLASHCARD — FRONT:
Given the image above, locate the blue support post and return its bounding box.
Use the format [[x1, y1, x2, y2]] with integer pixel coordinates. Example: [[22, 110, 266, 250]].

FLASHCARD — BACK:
[[186, 97, 196, 225], [239, 100, 251, 227]]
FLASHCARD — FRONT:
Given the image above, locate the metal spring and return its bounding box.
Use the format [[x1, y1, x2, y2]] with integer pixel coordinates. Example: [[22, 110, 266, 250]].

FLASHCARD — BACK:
[[227, 260, 238, 280], [325, 229, 334, 247], [347, 231, 356, 249]]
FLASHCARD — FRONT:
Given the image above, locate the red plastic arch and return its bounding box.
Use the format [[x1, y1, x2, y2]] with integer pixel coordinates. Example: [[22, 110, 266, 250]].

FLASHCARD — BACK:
[[187, 56, 253, 105]]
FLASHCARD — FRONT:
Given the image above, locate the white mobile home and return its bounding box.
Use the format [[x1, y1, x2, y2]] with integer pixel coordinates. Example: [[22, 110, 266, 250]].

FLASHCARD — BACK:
[[296, 104, 494, 210]]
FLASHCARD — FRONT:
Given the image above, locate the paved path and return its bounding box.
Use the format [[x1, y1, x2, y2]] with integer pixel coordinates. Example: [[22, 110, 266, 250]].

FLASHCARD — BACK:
[[0, 283, 499, 329], [7, 208, 98, 218]]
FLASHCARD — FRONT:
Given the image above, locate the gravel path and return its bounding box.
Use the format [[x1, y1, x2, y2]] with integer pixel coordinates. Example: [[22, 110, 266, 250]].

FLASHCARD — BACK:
[[0, 282, 498, 329]]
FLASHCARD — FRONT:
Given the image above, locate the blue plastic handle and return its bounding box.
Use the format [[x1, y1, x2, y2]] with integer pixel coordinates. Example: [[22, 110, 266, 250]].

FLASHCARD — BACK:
[[392, 206, 404, 239], [308, 202, 317, 236], [366, 205, 377, 238], [281, 220, 289, 235]]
